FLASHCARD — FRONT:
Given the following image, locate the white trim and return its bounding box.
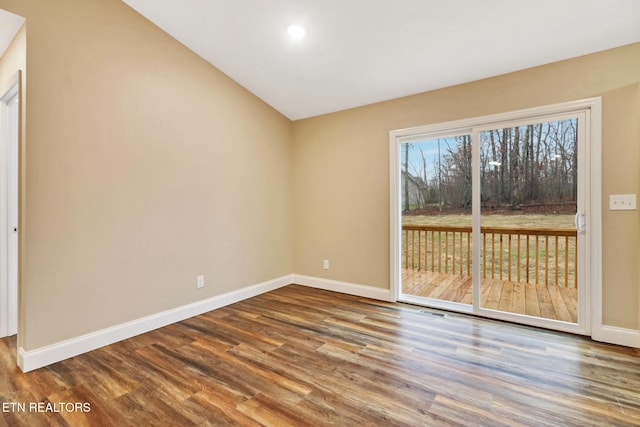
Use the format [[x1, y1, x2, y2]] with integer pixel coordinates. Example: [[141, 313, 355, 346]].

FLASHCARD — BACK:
[[293, 274, 394, 302], [388, 130, 400, 303], [588, 99, 603, 342], [389, 135, 400, 302], [592, 325, 640, 348], [17, 346, 25, 368], [0, 75, 19, 339], [471, 128, 481, 310], [389, 97, 603, 338], [0, 97, 7, 338], [18, 275, 292, 372], [400, 293, 473, 313], [391, 97, 604, 142], [14, 266, 639, 373]]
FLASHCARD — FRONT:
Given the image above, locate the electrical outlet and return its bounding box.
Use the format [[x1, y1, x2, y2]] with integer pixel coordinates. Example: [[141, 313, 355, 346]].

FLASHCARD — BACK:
[[197, 275, 205, 288], [323, 260, 329, 270], [609, 194, 636, 211]]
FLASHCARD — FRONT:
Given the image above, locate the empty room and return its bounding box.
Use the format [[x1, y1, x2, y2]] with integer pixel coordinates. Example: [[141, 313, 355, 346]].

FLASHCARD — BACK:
[[1, 0, 640, 425]]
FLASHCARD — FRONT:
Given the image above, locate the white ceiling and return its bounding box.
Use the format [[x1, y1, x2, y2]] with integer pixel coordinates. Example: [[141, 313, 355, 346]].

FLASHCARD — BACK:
[[0, 8, 24, 59], [122, 0, 640, 120], [3, 3, 639, 120]]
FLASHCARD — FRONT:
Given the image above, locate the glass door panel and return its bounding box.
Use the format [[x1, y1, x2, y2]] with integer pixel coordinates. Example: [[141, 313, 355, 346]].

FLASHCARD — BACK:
[[400, 135, 472, 308], [478, 118, 579, 324]]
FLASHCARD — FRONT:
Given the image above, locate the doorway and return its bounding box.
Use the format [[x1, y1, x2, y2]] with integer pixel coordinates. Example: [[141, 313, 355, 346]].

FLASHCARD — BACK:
[[391, 98, 601, 335], [0, 78, 19, 338]]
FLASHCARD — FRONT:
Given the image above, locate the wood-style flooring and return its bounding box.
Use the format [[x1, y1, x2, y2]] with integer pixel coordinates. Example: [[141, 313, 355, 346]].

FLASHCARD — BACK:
[[1, 284, 639, 426], [402, 270, 577, 322]]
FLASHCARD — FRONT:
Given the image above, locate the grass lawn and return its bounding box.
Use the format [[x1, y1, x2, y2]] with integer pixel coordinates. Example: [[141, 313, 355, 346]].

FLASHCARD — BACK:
[[402, 213, 575, 229]]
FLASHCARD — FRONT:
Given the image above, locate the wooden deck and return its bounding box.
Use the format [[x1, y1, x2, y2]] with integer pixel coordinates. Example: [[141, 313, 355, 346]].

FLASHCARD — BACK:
[[402, 269, 577, 323]]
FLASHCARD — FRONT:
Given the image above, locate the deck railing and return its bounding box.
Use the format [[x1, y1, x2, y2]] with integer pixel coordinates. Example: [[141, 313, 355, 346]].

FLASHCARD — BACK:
[[402, 224, 577, 288]]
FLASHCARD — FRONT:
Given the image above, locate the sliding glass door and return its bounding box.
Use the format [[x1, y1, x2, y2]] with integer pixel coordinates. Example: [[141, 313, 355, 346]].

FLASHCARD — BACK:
[[400, 134, 472, 310], [392, 100, 596, 335], [477, 115, 583, 325]]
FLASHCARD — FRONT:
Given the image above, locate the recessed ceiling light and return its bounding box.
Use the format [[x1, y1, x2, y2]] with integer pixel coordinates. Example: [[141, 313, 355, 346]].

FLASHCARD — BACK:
[[287, 24, 306, 40]]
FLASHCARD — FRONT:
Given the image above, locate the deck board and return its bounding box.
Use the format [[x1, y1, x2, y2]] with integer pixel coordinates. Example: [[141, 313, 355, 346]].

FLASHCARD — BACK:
[[524, 282, 542, 318], [402, 270, 577, 322]]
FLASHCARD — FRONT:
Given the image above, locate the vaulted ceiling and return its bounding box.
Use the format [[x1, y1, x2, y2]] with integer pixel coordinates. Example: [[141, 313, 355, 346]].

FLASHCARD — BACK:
[[121, 0, 640, 120], [2, 2, 640, 120], [0, 8, 24, 58]]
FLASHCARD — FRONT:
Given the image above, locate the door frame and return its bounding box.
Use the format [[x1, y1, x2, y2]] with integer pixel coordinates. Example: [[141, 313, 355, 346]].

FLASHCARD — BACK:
[[390, 97, 601, 336], [0, 73, 21, 338]]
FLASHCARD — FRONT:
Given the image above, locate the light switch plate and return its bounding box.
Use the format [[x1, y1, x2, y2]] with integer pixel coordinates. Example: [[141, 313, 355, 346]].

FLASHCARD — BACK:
[[609, 194, 636, 210]]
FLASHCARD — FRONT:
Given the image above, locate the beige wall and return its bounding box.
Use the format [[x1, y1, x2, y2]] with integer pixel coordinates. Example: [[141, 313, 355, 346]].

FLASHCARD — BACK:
[[0, 0, 293, 350], [292, 43, 640, 330], [1, 0, 639, 353]]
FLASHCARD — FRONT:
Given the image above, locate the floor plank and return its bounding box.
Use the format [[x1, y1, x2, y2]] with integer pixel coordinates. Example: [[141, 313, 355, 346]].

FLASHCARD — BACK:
[[1, 285, 639, 426]]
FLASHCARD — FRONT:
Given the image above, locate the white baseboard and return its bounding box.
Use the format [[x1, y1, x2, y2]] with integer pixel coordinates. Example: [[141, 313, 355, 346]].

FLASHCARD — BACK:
[[592, 325, 640, 348], [292, 274, 393, 302], [20, 271, 636, 372], [18, 275, 293, 372]]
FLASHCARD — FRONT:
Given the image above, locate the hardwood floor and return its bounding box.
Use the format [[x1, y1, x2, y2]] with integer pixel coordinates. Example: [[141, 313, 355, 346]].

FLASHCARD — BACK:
[[1, 284, 639, 426], [402, 269, 578, 322]]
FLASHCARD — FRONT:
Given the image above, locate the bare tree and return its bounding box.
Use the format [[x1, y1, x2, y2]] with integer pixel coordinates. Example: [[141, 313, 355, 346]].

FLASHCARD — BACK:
[[403, 118, 578, 215], [403, 143, 410, 212]]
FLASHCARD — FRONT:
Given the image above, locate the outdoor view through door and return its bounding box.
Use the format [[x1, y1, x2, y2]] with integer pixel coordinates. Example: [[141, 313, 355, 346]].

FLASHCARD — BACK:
[[478, 119, 578, 322], [393, 100, 597, 334], [401, 133, 473, 309]]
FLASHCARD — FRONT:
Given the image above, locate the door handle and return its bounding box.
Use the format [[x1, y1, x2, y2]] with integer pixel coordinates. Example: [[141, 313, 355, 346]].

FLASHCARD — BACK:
[[574, 212, 586, 235]]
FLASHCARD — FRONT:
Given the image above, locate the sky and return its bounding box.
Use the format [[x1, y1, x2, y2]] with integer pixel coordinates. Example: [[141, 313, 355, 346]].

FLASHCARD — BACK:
[[404, 137, 461, 182]]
